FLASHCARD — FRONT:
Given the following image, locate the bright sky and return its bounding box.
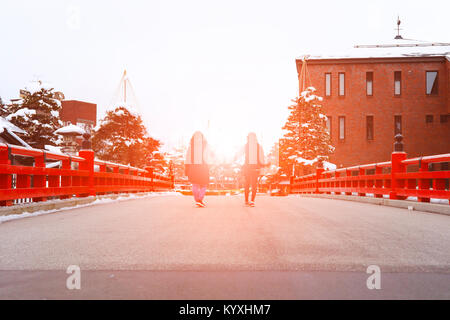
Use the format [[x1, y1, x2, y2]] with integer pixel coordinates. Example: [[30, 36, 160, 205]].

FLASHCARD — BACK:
[[0, 0, 449, 159]]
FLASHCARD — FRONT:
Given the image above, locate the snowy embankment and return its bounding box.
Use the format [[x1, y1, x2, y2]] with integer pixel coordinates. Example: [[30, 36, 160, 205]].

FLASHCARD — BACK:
[[348, 192, 449, 205], [0, 192, 180, 224]]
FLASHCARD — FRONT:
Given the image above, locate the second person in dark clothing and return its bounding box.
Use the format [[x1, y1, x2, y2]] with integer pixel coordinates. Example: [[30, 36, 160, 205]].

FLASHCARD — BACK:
[[235, 132, 266, 207]]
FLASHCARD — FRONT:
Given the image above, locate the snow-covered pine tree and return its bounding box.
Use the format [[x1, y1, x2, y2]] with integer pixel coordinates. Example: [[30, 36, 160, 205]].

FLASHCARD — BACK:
[[280, 87, 334, 175], [92, 106, 161, 168], [3, 83, 63, 149], [149, 151, 168, 174], [0, 98, 7, 116], [277, 137, 296, 176]]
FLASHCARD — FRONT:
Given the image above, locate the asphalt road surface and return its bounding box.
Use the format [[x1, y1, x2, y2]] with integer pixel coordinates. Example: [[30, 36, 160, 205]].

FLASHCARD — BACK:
[[0, 194, 449, 299]]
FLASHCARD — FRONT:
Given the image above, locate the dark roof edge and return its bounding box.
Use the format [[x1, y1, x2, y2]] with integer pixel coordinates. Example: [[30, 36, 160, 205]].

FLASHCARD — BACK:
[[296, 56, 448, 65], [62, 100, 97, 105]]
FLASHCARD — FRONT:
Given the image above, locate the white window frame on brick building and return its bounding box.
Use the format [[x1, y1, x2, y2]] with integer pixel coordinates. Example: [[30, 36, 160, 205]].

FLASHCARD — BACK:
[[426, 71, 438, 95], [366, 72, 373, 96], [339, 73, 345, 96], [394, 115, 402, 135], [339, 116, 345, 140], [325, 73, 332, 96], [394, 71, 401, 96], [366, 115, 374, 140], [326, 116, 332, 138]]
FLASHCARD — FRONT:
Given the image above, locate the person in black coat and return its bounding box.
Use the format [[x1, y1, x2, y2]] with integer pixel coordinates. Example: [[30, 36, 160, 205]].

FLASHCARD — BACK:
[[185, 131, 214, 207], [235, 132, 266, 206]]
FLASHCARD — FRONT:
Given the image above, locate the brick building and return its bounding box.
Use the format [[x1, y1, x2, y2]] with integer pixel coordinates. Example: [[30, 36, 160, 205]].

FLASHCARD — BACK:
[[296, 38, 450, 168], [60, 100, 97, 133]]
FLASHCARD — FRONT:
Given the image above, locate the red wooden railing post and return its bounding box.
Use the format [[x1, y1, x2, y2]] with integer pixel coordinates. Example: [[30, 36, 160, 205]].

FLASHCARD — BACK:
[[79, 149, 95, 197], [335, 170, 340, 194], [345, 169, 352, 195], [390, 134, 407, 200], [145, 166, 154, 191], [374, 165, 383, 198], [78, 133, 95, 197], [315, 160, 324, 194], [325, 172, 331, 194], [418, 160, 430, 203], [315, 169, 324, 194], [123, 166, 130, 193], [48, 157, 60, 194], [0, 145, 13, 206], [33, 152, 47, 203], [289, 175, 294, 194], [358, 167, 366, 196], [79, 150, 95, 196], [131, 168, 137, 192], [433, 163, 446, 200], [98, 163, 107, 195], [113, 166, 120, 194], [138, 170, 144, 191]]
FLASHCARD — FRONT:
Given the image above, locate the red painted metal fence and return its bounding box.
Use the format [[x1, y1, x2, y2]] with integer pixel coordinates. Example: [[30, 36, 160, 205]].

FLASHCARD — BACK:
[[290, 139, 450, 206], [0, 143, 174, 207]]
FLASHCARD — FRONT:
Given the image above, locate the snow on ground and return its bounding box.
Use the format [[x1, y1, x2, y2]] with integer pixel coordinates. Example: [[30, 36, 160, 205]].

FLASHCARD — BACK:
[[349, 192, 449, 205], [430, 199, 450, 205], [407, 196, 449, 205], [0, 192, 180, 224]]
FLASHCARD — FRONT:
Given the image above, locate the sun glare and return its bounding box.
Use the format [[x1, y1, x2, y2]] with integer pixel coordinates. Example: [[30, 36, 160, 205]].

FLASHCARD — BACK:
[[200, 115, 262, 164], [207, 127, 242, 164]]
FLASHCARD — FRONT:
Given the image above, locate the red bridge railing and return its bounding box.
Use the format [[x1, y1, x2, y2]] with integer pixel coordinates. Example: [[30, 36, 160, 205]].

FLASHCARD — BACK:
[[0, 143, 174, 207], [290, 135, 450, 206]]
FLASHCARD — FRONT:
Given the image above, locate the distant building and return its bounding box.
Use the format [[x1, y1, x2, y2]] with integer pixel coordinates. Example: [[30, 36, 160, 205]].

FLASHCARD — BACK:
[[60, 100, 97, 133], [296, 38, 450, 168]]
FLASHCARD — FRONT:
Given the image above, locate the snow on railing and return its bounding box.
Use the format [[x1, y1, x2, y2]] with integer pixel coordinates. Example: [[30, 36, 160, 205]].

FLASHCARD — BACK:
[[290, 135, 450, 206], [0, 143, 174, 207]]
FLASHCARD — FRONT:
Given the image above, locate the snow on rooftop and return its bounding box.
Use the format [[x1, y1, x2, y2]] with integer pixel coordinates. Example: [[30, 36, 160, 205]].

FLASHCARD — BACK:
[[299, 38, 450, 61], [0, 117, 31, 148], [55, 124, 85, 136], [0, 117, 26, 134], [7, 129, 31, 148]]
